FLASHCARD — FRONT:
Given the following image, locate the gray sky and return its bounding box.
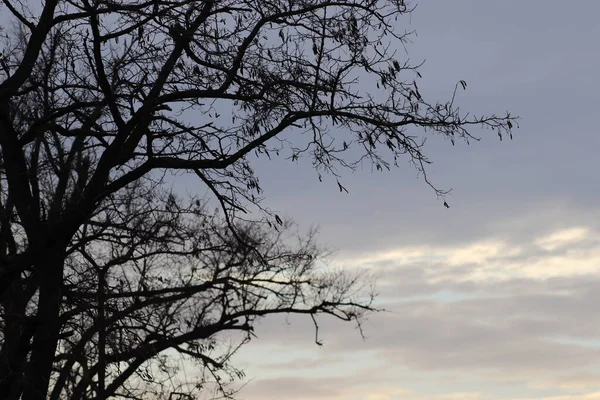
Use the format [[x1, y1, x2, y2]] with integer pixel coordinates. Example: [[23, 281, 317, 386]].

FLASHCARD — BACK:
[[220, 1, 600, 400]]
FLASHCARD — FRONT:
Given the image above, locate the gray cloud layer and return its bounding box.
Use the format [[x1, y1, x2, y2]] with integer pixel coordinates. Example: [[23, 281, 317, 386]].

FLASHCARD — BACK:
[[233, 220, 600, 399]]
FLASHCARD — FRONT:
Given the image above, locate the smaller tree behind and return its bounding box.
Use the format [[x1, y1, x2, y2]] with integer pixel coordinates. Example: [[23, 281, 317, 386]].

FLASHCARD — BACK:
[[49, 182, 371, 400]]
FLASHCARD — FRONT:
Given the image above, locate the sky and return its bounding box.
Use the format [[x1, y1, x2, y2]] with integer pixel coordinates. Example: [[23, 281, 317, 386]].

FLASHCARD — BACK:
[[219, 1, 600, 400], [2, 1, 599, 399]]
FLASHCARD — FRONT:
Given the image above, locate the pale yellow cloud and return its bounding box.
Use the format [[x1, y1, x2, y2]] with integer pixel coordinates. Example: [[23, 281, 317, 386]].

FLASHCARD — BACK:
[[529, 372, 600, 392], [336, 226, 600, 283], [535, 227, 590, 251], [513, 391, 600, 400], [363, 387, 412, 400], [446, 240, 522, 266], [433, 393, 482, 400], [338, 247, 435, 268]]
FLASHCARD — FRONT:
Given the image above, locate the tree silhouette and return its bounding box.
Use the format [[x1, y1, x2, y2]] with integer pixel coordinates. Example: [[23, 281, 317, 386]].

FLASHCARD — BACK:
[[0, 0, 516, 399]]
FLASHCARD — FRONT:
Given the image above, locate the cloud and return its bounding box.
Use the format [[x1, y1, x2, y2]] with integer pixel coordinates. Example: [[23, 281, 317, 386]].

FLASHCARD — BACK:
[[345, 222, 600, 283], [513, 392, 600, 400], [535, 228, 592, 251], [233, 222, 600, 400], [532, 371, 600, 392], [433, 394, 483, 400], [238, 373, 412, 400]]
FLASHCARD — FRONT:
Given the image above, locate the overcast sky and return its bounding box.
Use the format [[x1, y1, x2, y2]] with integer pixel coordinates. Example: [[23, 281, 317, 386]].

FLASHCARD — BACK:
[[211, 1, 600, 400]]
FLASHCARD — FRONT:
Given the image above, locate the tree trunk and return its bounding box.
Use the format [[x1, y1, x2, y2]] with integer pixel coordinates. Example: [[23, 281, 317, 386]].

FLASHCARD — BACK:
[[97, 268, 107, 400], [21, 249, 65, 400], [0, 276, 31, 399]]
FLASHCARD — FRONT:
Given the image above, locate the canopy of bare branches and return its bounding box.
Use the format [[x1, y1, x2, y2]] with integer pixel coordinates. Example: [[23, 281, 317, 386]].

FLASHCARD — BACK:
[[0, 0, 515, 399]]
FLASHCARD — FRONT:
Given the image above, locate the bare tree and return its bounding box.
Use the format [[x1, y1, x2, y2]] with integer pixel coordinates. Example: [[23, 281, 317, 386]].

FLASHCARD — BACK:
[[0, 0, 516, 399]]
